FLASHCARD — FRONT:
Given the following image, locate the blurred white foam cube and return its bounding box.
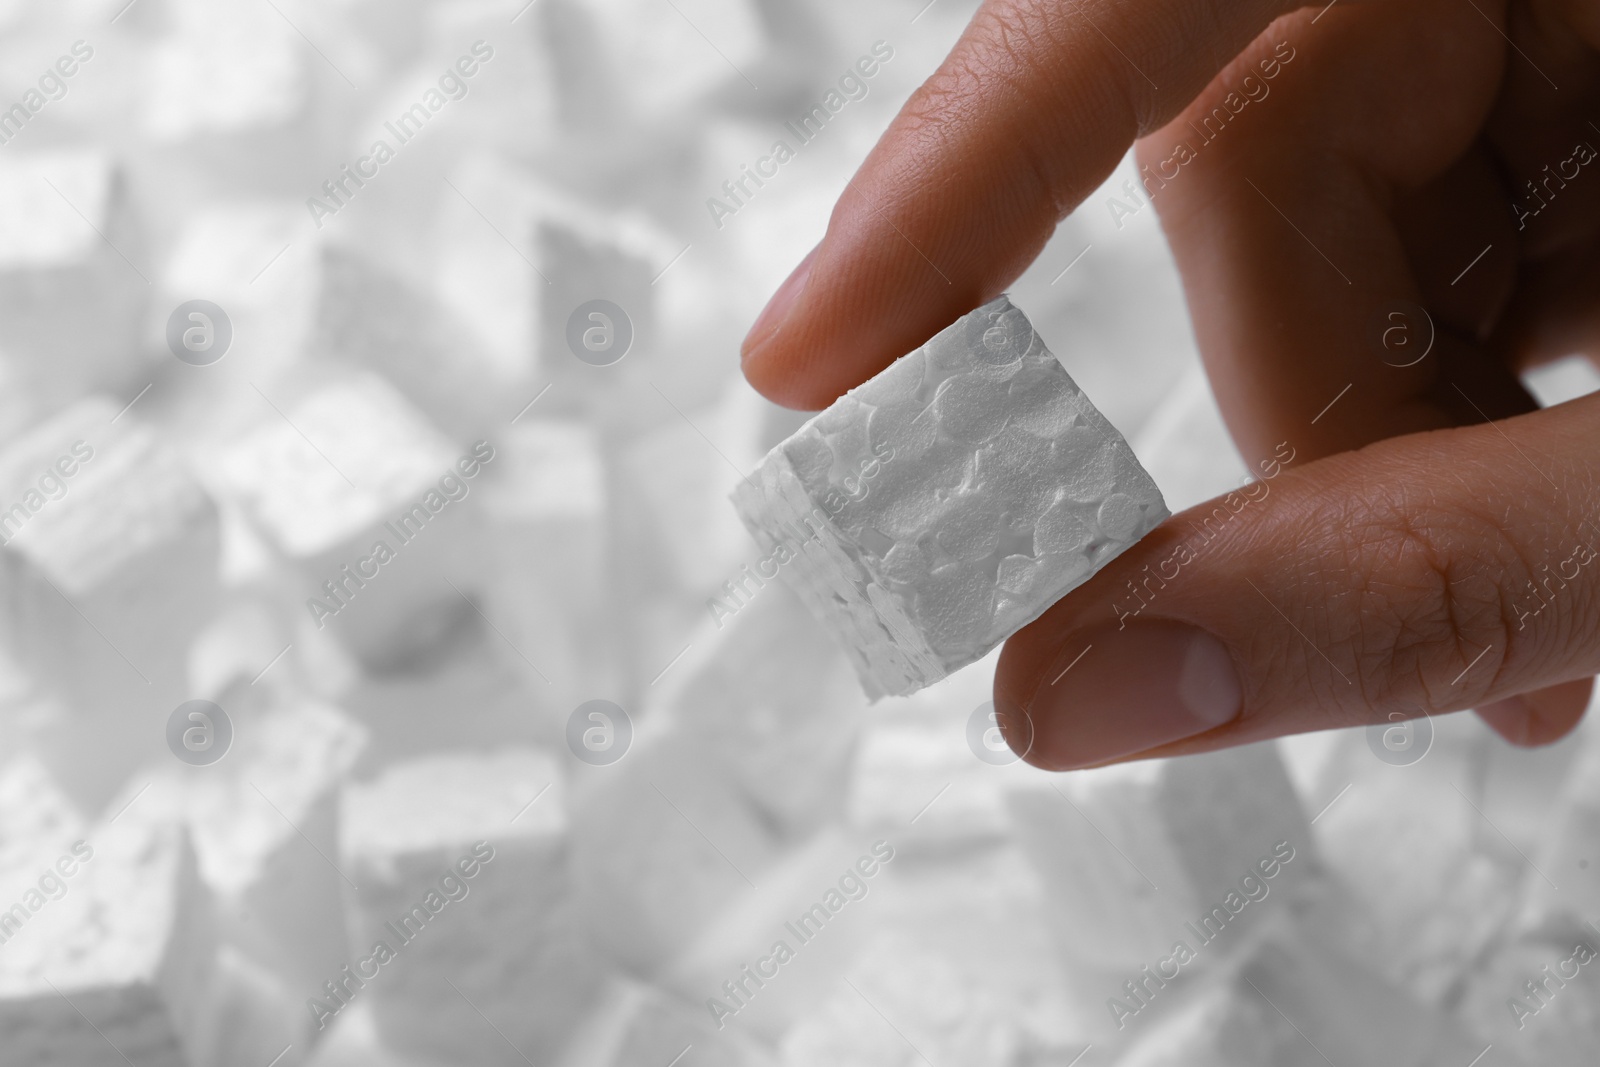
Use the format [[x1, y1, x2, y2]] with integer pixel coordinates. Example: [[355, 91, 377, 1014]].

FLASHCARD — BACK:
[[0, 151, 148, 409], [1007, 742, 1311, 975], [341, 748, 602, 1065], [0, 398, 220, 809], [0, 819, 217, 1067], [114, 697, 367, 1003], [209, 371, 486, 673]]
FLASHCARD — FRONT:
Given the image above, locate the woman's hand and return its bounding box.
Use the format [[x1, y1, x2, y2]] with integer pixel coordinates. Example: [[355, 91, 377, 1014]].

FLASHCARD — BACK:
[[740, 0, 1600, 768]]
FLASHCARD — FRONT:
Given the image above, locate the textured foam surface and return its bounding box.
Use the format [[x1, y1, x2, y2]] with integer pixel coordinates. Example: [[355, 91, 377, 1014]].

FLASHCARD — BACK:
[[1009, 742, 1311, 974], [114, 700, 365, 898], [1, 397, 215, 597], [780, 934, 1025, 1067], [341, 748, 563, 864], [0, 820, 216, 1066], [212, 372, 457, 558], [340, 748, 601, 1067], [732, 295, 1168, 698]]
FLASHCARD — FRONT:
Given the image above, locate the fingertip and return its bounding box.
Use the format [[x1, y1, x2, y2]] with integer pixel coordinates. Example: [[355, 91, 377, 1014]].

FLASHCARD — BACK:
[[741, 243, 891, 411], [739, 340, 838, 412], [738, 357, 806, 412], [997, 620, 1244, 771], [740, 246, 817, 361], [993, 695, 1043, 768], [1476, 677, 1594, 747]]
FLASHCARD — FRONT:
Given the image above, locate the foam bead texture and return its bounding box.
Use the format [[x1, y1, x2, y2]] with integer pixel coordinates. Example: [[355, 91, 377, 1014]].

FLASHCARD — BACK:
[[732, 295, 1169, 699]]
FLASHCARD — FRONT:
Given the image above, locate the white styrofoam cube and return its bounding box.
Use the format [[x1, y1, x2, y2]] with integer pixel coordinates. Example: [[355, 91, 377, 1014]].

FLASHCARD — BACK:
[[844, 655, 1032, 847], [161, 201, 317, 389], [142, 5, 307, 141], [840, 639, 1029, 847], [210, 373, 458, 561], [731, 296, 1168, 698], [617, 379, 770, 594], [1114, 971, 1280, 1066], [1116, 922, 1496, 1067], [313, 244, 504, 439], [189, 944, 309, 1067], [557, 978, 777, 1067], [650, 587, 865, 841], [336, 624, 550, 767], [298, 1001, 413, 1067], [478, 418, 613, 703], [185, 599, 297, 703], [1312, 722, 1525, 1003], [534, 0, 764, 128], [116, 698, 367, 999], [1519, 723, 1600, 937], [863, 841, 1086, 1053], [848, 717, 1014, 842], [572, 731, 784, 976], [0, 399, 220, 808], [207, 371, 487, 672], [778, 934, 1026, 1067], [0, 151, 149, 408], [439, 156, 676, 399], [1007, 742, 1311, 974], [340, 748, 603, 1066], [0, 399, 216, 595], [420, 4, 559, 159], [665, 830, 884, 1041], [0, 753, 84, 901], [0, 819, 217, 1067], [341, 748, 561, 866], [1456, 932, 1599, 1063]]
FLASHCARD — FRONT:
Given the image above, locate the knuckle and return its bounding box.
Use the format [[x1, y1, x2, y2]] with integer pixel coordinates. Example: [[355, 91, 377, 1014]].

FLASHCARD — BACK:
[[905, 0, 1141, 213], [1329, 487, 1522, 712], [907, 2, 1067, 130]]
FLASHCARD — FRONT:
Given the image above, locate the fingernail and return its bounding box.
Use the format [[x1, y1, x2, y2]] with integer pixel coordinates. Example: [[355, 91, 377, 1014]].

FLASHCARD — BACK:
[[1026, 621, 1243, 769], [741, 246, 817, 361]]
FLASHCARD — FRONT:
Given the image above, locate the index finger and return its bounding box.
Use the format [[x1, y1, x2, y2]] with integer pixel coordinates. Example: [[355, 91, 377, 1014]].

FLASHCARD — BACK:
[[740, 0, 1303, 409]]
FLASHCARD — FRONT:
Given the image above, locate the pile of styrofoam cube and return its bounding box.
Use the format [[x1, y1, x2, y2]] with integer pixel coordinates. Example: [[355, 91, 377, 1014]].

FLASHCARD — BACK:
[[1, 2, 1598, 1066]]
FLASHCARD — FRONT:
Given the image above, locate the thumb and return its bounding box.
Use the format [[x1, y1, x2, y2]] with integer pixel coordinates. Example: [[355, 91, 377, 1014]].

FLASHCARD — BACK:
[[996, 392, 1600, 770]]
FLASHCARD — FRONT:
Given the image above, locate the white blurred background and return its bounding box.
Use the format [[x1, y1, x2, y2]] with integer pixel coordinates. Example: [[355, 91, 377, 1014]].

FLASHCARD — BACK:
[[0, 0, 1598, 1064]]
